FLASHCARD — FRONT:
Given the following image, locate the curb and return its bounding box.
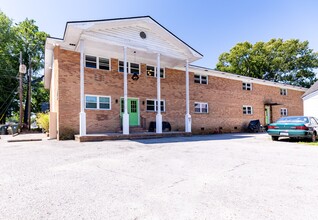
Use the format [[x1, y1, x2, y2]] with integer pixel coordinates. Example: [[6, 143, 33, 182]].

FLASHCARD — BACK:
[[7, 139, 43, 143]]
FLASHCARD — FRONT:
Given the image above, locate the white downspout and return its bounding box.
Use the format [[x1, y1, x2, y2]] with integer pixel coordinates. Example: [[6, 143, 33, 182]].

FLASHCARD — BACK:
[[122, 46, 129, 135], [185, 60, 191, 132], [156, 53, 162, 133], [79, 39, 86, 136]]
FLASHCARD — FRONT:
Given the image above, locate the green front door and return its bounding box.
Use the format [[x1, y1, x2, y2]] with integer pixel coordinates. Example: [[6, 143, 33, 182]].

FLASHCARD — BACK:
[[120, 98, 139, 126]]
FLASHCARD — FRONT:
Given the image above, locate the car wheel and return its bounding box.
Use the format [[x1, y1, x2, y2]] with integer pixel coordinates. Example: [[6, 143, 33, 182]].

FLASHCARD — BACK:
[[271, 136, 279, 141], [311, 132, 317, 142]]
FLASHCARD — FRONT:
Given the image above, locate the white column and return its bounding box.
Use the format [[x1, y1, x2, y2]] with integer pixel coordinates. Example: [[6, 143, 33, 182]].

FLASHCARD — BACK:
[[122, 46, 129, 135], [185, 60, 192, 132], [156, 53, 162, 133], [79, 40, 86, 136]]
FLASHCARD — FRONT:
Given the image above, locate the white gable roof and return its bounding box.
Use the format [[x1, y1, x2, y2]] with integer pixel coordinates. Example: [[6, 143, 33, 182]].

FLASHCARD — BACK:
[[64, 16, 202, 62], [44, 16, 203, 88]]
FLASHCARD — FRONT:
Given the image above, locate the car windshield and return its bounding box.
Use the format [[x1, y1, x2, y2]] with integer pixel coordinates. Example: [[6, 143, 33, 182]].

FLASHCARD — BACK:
[[276, 116, 309, 123]]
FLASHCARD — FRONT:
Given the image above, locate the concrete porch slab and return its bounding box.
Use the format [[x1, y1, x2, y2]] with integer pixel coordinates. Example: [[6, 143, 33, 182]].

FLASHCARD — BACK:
[[75, 131, 192, 142]]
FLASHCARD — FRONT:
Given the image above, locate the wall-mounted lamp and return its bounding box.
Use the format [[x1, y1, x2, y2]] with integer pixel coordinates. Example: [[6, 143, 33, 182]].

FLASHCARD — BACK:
[[115, 99, 118, 104], [142, 101, 145, 105]]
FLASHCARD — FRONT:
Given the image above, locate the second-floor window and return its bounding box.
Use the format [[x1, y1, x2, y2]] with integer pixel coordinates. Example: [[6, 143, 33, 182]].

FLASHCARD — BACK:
[[146, 65, 165, 78], [85, 55, 110, 70], [194, 74, 208, 84], [243, 105, 253, 115], [118, 61, 140, 74], [281, 108, 288, 116], [280, 88, 287, 96], [242, 82, 252, 90], [194, 102, 208, 113]]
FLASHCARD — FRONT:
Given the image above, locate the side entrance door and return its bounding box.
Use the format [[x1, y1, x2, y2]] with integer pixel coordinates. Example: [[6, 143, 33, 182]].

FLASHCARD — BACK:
[[265, 105, 271, 125], [120, 98, 139, 126]]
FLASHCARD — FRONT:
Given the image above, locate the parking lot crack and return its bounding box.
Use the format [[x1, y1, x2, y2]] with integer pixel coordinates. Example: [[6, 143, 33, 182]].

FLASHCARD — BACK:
[[168, 178, 186, 188], [96, 165, 144, 180], [227, 162, 247, 172]]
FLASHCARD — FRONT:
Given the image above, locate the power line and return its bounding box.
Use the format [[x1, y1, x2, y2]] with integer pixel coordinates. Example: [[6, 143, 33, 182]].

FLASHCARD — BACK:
[[0, 84, 18, 110], [0, 95, 16, 122]]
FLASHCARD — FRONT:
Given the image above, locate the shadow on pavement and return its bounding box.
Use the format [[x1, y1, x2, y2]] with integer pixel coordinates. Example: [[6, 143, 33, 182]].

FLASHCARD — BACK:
[[133, 133, 263, 145]]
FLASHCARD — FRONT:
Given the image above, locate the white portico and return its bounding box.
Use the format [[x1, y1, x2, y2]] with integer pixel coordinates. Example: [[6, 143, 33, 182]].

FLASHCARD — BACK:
[[45, 16, 203, 136]]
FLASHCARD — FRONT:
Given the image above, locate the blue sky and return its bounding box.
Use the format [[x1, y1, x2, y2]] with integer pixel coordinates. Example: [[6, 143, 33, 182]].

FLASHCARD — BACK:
[[1, 0, 318, 68]]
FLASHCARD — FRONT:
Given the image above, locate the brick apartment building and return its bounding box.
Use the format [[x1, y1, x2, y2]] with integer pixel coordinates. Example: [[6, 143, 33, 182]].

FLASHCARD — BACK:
[[44, 16, 306, 140]]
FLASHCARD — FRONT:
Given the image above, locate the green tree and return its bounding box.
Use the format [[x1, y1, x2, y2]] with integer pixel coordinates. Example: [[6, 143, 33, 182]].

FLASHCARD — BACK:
[[0, 11, 18, 124], [0, 11, 49, 124], [13, 18, 49, 125], [216, 39, 318, 88]]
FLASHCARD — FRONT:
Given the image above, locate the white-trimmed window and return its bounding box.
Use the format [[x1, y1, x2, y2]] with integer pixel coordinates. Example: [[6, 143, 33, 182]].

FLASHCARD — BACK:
[[194, 74, 208, 84], [85, 95, 111, 110], [146, 65, 165, 78], [243, 105, 253, 115], [281, 108, 288, 116], [280, 88, 287, 96], [130, 63, 140, 74], [118, 61, 140, 74], [85, 55, 110, 70], [194, 102, 208, 113], [242, 82, 252, 90], [146, 99, 165, 112]]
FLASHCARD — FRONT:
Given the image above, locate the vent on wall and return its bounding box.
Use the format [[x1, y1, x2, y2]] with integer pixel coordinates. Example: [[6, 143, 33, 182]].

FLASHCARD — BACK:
[[139, 31, 146, 39]]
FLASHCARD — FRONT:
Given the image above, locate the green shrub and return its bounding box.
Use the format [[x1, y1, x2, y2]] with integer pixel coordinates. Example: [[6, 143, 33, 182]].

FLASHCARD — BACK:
[[59, 127, 76, 140], [36, 112, 49, 132]]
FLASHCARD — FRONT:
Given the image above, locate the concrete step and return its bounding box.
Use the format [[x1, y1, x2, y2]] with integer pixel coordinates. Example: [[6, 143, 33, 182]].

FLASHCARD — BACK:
[[118, 126, 148, 133]]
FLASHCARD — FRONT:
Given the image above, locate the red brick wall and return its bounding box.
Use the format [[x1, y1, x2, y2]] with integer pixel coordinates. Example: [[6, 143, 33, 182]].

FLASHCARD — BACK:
[[57, 49, 80, 138], [55, 48, 304, 136]]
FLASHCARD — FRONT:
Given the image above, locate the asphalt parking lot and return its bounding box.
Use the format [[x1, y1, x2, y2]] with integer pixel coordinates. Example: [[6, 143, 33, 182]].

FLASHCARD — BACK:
[[0, 133, 318, 220]]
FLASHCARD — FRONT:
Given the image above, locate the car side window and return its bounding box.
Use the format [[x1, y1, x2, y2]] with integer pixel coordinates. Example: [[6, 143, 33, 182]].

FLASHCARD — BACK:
[[310, 118, 318, 125], [313, 117, 318, 125]]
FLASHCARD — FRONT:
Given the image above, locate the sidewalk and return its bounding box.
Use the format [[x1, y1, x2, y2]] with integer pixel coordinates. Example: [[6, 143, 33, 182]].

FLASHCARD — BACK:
[[0, 133, 47, 142]]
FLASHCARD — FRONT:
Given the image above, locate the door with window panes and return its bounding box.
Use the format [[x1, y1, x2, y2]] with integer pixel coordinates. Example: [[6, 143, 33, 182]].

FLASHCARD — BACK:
[[120, 98, 139, 126]]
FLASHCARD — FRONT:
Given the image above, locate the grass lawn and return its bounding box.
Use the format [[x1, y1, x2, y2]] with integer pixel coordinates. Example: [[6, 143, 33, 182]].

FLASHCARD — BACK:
[[299, 141, 318, 146]]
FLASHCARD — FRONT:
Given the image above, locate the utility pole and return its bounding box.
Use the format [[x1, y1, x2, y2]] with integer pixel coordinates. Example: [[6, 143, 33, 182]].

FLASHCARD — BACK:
[[27, 58, 32, 130], [19, 52, 26, 130]]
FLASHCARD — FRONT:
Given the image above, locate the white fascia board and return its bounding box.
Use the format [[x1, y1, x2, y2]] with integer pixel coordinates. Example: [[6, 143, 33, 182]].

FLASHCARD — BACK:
[[44, 49, 53, 89], [302, 90, 318, 100], [44, 38, 62, 89], [182, 65, 307, 92]]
